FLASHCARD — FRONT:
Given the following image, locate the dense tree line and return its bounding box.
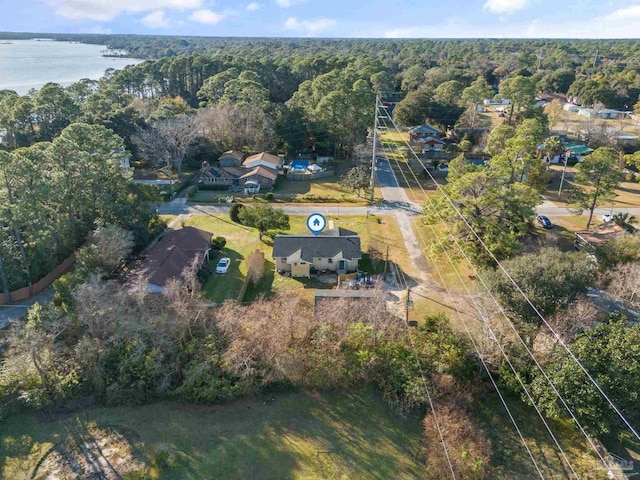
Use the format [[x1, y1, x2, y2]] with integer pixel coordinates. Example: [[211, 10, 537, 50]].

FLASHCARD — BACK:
[[2, 35, 639, 160], [0, 123, 161, 293]]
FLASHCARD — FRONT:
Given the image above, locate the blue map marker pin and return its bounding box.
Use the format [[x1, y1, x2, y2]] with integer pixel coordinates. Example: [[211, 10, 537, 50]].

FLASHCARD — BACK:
[[307, 213, 326, 236]]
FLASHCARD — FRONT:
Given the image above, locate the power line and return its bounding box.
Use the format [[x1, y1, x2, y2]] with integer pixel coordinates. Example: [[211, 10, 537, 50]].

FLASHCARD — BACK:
[[376, 121, 571, 477], [379, 103, 640, 444], [376, 109, 620, 474], [375, 124, 547, 478]]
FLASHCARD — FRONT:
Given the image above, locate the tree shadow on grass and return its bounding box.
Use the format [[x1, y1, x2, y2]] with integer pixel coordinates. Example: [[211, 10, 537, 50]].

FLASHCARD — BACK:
[[245, 259, 276, 302], [205, 248, 246, 303]]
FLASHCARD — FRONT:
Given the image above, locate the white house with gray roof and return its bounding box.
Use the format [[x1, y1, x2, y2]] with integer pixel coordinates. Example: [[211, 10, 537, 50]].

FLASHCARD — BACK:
[[272, 227, 361, 278]]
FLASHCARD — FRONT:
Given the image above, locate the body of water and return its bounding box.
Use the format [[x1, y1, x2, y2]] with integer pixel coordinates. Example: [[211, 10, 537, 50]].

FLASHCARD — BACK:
[[0, 40, 144, 95]]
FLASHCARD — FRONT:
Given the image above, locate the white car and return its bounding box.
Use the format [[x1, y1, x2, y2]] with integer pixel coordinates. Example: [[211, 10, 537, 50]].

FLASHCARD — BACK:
[[215, 257, 231, 274]]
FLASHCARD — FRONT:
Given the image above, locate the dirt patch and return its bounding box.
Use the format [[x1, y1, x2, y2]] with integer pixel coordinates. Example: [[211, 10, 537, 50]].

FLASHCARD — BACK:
[[33, 425, 148, 480]]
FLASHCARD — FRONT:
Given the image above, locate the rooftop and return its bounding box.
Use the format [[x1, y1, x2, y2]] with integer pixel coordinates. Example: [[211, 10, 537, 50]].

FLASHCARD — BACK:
[[240, 165, 278, 181], [133, 227, 212, 288], [273, 228, 361, 262], [244, 152, 281, 166], [409, 125, 442, 135], [220, 150, 244, 161]]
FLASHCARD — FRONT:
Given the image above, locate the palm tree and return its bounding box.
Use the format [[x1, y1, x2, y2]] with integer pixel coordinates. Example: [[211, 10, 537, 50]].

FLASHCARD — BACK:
[[612, 212, 638, 234]]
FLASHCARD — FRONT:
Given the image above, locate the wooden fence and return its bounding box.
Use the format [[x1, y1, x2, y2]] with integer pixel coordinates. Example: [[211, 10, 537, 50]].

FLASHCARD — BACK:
[[286, 170, 335, 181], [0, 254, 76, 304], [237, 250, 265, 303]]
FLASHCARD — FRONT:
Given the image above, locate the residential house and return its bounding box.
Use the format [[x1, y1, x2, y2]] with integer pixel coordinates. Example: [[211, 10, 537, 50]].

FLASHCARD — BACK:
[[239, 166, 278, 189], [130, 227, 212, 293], [273, 227, 362, 278], [199, 166, 237, 188], [483, 98, 510, 106], [243, 152, 282, 171], [418, 136, 446, 152], [563, 103, 579, 113], [604, 128, 638, 147], [200, 164, 277, 191], [577, 108, 623, 120], [409, 124, 444, 142], [218, 150, 244, 167]]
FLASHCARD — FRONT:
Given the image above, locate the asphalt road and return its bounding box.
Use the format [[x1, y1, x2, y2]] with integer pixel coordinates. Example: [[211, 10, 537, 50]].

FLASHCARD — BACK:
[[0, 287, 54, 329], [157, 195, 640, 218]]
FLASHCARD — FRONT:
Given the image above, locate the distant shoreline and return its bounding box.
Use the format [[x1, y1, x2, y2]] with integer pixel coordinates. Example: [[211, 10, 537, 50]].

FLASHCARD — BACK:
[[0, 40, 144, 95]]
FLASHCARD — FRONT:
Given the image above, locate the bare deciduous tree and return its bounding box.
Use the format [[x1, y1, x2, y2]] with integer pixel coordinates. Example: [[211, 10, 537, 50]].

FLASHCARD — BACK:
[[195, 103, 274, 153], [90, 224, 134, 270], [246, 250, 265, 286], [133, 115, 199, 177], [607, 262, 640, 310]]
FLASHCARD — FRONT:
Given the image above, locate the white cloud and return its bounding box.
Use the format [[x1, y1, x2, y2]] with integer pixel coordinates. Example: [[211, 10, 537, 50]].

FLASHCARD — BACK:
[[246, 2, 261, 11], [381, 4, 640, 39], [284, 17, 336, 35], [483, 0, 529, 14], [46, 0, 201, 22], [277, 0, 304, 8], [141, 10, 169, 28], [189, 8, 225, 25]]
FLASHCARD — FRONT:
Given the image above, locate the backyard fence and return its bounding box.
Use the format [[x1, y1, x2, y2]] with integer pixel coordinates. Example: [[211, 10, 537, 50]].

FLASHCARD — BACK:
[[237, 250, 265, 303], [0, 254, 76, 304], [286, 170, 335, 181]]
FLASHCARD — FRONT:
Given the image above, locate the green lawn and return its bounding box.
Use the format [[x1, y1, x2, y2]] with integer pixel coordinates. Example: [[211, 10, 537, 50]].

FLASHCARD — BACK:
[[379, 130, 408, 146], [189, 183, 381, 206], [0, 387, 614, 479], [412, 218, 475, 291], [540, 215, 603, 251], [0, 390, 425, 480], [475, 394, 609, 479], [544, 165, 640, 209], [185, 215, 411, 303], [184, 214, 411, 304]]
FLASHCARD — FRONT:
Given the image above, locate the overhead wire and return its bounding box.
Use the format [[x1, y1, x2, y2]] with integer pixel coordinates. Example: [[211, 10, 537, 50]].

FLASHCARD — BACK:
[[376, 115, 558, 478], [376, 107, 616, 473], [368, 99, 459, 480], [378, 102, 640, 444], [378, 129, 581, 479]]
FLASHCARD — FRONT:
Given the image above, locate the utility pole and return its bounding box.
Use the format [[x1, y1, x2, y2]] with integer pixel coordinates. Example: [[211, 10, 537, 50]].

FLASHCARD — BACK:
[[405, 287, 412, 325], [370, 94, 379, 204], [383, 245, 389, 281], [558, 151, 569, 199]]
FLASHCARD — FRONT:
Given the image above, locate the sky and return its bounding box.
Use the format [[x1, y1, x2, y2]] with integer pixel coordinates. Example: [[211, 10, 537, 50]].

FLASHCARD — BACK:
[[1, 0, 640, 38]]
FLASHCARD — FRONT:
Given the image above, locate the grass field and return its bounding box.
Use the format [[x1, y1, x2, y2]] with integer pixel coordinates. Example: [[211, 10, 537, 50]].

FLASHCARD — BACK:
[[184, 213, 411, 304], [0, 390, 425, 480], [190, 180, 382, 206], [0, 387, 616, 479], [412, 219, 476, 291], [158, 214, 177, 224], [475, 394, 612, 479], [544, 165, 640, 211], [539, 215, 603, 251]]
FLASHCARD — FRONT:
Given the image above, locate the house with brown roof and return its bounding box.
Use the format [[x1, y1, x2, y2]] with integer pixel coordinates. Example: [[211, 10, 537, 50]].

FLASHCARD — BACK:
[[240, 166, 278, 188], [199, 164, 277, 191], [131, 227, 212, 293], [243, 152, 282, 171], [199, 166, 237, 188], [219, 150, 244, 167]]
